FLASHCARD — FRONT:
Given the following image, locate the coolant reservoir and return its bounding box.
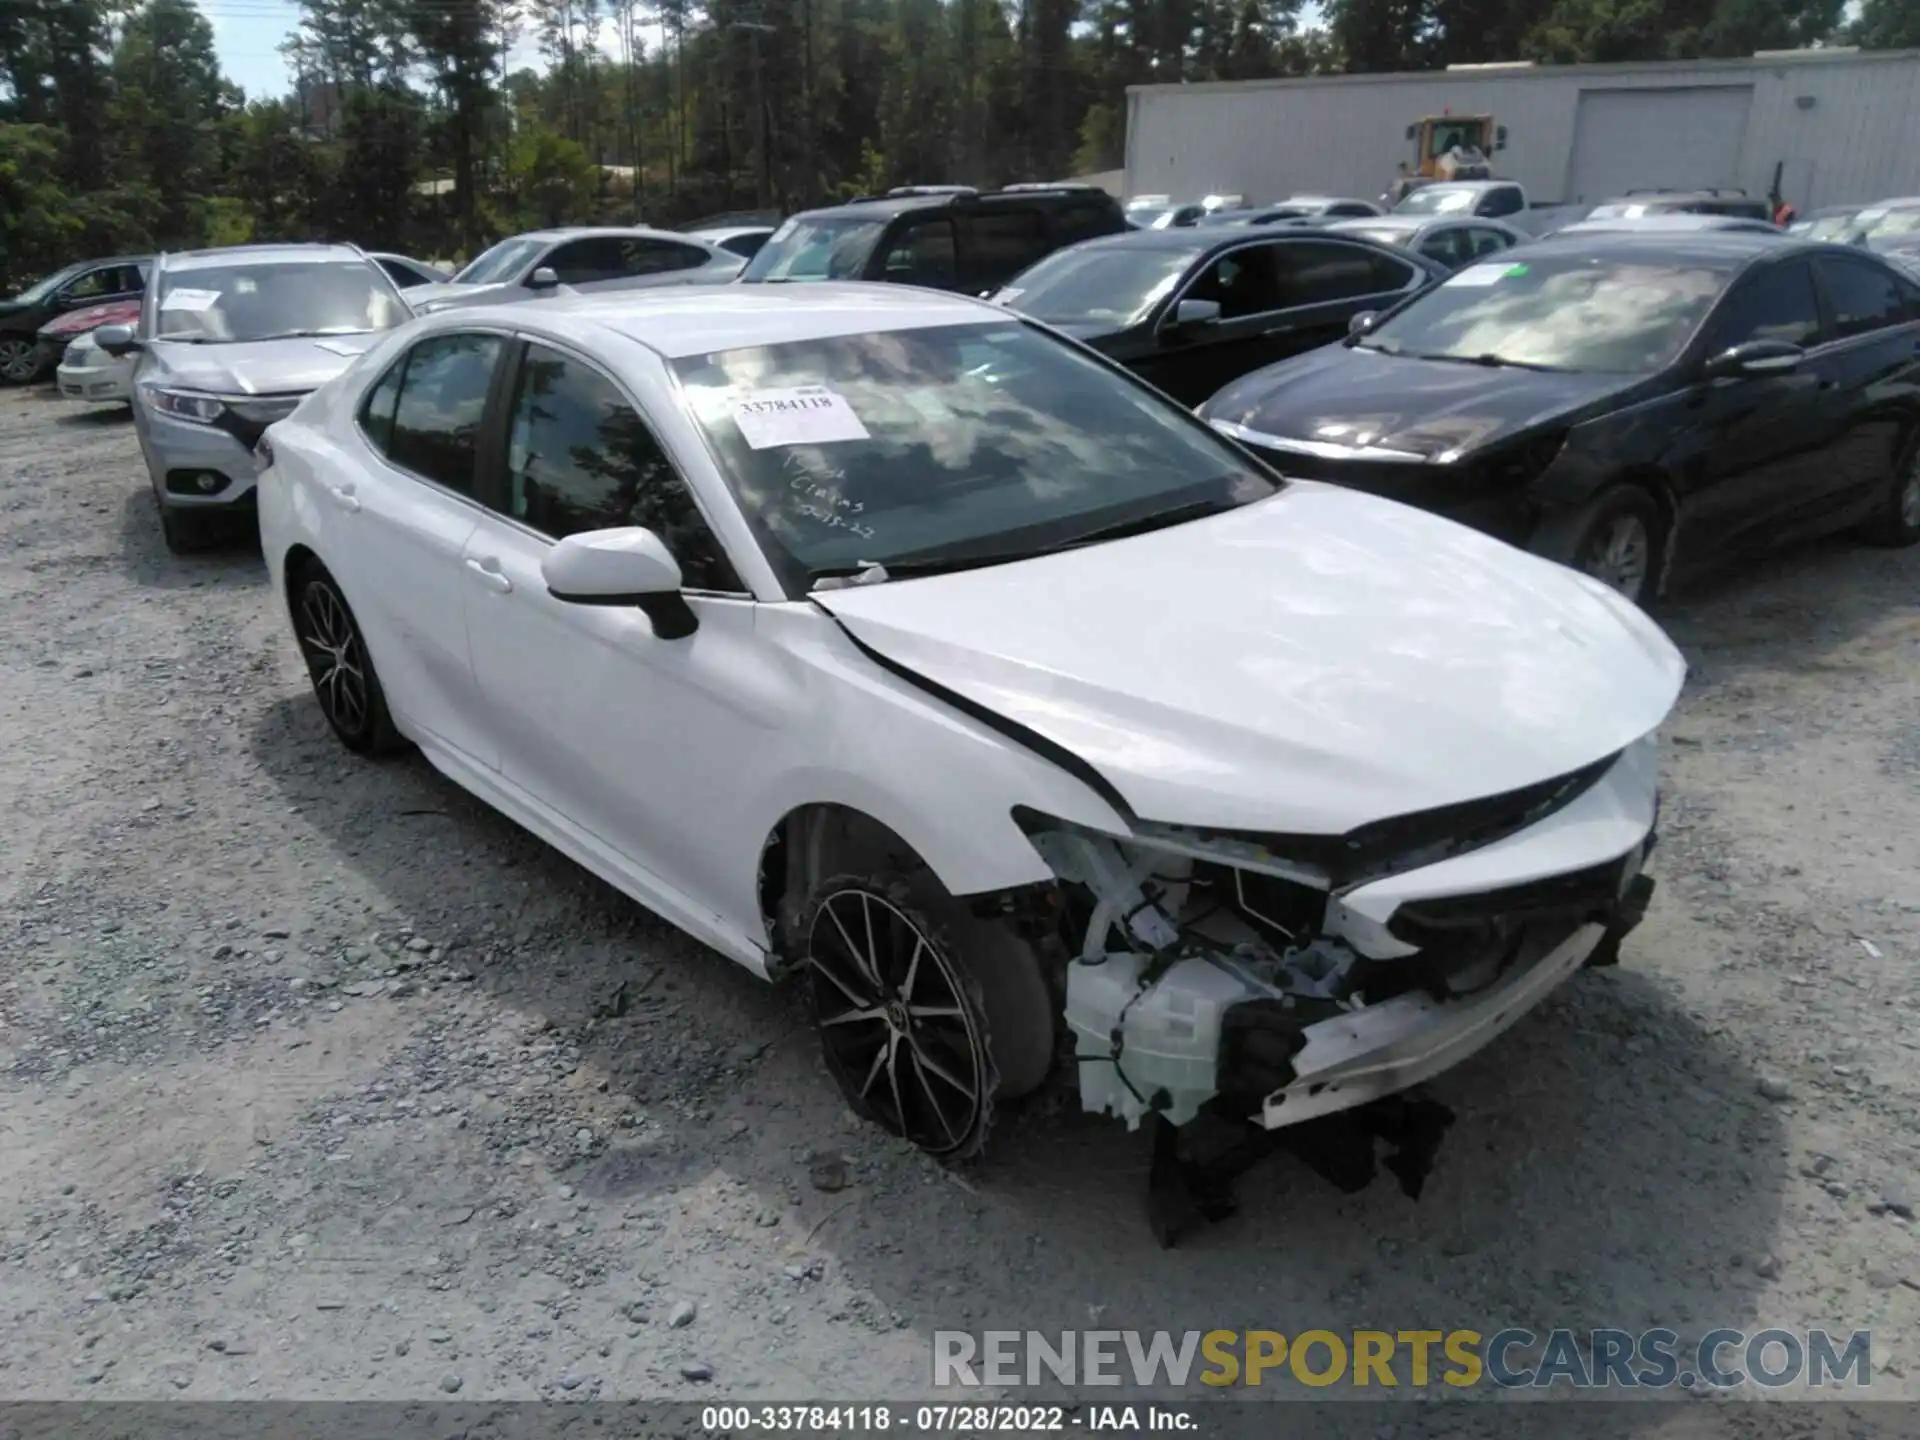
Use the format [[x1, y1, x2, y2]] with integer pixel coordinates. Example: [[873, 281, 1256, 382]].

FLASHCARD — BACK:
[[1065, 951, 1262, 1129]]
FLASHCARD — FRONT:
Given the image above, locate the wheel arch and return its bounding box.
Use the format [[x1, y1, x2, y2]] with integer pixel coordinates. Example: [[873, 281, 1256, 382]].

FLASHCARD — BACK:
[[1536, 466, 1680, 598]]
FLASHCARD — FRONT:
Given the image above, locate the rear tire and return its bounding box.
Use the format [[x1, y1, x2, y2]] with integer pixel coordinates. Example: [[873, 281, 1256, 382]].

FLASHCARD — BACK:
[[1861, 434, 1920, 548], [802, 871, 1055, 1160], [288, 559, 406, 756]]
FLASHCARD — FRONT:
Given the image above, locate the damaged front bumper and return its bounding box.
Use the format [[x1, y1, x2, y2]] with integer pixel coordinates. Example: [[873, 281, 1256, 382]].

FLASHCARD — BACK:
[[1024, 733, 1662, 1134]]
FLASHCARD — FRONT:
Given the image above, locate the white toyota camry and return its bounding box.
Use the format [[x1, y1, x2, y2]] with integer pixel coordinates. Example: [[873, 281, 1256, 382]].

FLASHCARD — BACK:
[[257, 284, 1684, 1172]]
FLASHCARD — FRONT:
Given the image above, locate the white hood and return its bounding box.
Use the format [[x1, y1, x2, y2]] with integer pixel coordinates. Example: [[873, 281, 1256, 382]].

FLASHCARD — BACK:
[[814, 482, 1685, 836]]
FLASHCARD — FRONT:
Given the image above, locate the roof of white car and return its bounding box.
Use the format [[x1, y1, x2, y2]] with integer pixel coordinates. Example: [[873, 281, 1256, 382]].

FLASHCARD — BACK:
[[496, 283, 1002, 359], [165, 243, 367, 271]]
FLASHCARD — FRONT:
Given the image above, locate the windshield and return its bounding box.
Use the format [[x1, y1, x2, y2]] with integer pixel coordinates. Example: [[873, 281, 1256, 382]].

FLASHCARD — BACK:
[[155, 262, 408, 343], [1393, 186, 1480, 216], [740, 216, 888, 282], [996, 246, 1195, 326], [672, 321, 1276, 590], [1860, 208, 1920, 241], [11, 263, 86, 306], [1805, 213, 1859, 241], [454, 237, 547, 285], [1360, 254, 1729, 374]]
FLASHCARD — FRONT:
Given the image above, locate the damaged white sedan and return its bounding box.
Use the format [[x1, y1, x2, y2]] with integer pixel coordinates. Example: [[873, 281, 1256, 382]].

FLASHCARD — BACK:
[[258, 284, 1683, 1221]]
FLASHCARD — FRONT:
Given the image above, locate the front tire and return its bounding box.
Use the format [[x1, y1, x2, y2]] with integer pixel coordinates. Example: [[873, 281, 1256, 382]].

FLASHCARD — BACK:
[[803, 872, 1054, 1160], [289, 560, 405, 756], [1862, 434, 1920, 548], [1547, 485, 1665, 605], [0, 338, 44, 385]]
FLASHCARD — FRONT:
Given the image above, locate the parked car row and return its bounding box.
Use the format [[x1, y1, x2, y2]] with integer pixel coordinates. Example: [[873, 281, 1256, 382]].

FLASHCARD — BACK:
[[11, 179, 1917, 1208]]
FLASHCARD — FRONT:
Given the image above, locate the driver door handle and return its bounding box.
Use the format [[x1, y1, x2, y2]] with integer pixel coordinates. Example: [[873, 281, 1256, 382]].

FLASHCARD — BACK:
[[328, 485, 360, 513], [464, 557, 512, 594]]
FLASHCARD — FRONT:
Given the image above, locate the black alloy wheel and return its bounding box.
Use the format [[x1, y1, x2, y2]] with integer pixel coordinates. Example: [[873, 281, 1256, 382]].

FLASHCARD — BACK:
[[805, 876, 997, 1159], [291, 564, 403, 754]]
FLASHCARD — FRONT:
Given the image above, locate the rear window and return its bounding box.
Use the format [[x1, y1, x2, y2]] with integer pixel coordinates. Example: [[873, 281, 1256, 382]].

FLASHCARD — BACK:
[[741, 215, 889, 282]]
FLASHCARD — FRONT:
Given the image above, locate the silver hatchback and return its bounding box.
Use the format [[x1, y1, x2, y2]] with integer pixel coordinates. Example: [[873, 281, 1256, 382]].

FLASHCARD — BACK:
[[96, 244, 411, 553]]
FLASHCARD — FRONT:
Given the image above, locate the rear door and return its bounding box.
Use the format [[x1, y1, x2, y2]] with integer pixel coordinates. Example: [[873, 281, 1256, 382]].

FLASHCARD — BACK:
[[1674, 257, 1832, 558], [871, 216, 961, 290], [1807, 252, 1920, 528], [335, 329, 508, 767]]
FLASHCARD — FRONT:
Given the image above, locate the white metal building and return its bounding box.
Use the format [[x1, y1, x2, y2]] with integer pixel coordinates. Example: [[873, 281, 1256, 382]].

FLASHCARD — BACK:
[[1124, 49, 1920, 212]]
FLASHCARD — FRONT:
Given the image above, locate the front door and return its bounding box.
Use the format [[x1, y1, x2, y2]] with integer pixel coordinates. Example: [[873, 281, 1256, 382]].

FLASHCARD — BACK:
[[458, 338, 768, 932], [1671, 257, 1836, 561]]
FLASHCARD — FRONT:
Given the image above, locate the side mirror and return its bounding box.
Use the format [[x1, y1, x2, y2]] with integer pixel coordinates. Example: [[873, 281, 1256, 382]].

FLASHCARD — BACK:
[[93, 324, 139, 356], [527, 266, 561, 291], [542, 526, 697, 639], [1496, 126, 1509, 151], [1167, 298, 1222, 333], [1348, 310, 1380, 337], [1704, 339, 1803, 380]]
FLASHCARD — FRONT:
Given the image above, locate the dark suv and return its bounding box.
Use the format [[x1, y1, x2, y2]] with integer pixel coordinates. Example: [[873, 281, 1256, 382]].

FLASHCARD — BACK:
[[1585, 189, 1774, 223], [0, 254, 152, 383], [738, 185, 1127, 295]]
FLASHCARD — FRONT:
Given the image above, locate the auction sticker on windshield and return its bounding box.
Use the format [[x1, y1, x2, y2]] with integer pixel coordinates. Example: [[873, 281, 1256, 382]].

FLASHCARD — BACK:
[[1445, 263, 1514, 287], [160, 288, 221, 312], [733, 386, 871, 449]]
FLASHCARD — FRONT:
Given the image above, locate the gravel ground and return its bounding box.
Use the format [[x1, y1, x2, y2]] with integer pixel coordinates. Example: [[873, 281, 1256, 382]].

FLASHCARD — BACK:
[[1, 386, 1917, 1429]]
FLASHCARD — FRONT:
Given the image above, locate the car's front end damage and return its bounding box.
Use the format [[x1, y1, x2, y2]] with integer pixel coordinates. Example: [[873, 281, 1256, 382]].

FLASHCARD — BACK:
[[1005, 731, 1661, 1242], [1018, 731, 1659, 1136], [806, 478, 1685, 1236]]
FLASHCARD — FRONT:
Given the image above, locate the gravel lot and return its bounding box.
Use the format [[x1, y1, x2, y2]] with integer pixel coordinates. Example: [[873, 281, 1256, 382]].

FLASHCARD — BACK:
[[1, 385, 1917, 1428]]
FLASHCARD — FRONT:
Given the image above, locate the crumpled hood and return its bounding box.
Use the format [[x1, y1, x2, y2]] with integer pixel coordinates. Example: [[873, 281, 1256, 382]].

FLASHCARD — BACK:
[[41, 300, 141, 340], [150, 334, 381, 395], [815, 484, 1685, 836], [1202, 345, 1639, 460]]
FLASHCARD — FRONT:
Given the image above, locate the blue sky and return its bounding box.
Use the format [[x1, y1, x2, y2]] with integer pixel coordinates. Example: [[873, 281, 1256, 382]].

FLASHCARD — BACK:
[[201, 1, 547, 101]]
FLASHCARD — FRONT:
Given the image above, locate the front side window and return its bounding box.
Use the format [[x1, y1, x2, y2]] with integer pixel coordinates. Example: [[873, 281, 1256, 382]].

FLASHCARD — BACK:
[[546, 236, 709, 280], [1186, 246, 1282, 318], [672, 321, 1277, 592], [740, 215, 889, 282], [385, 333, 504, 495], [502, 343, 739, 591], [1817, 256, 1907, 340], [1360, 254, 1731, 373], [878, 219, 959, 288], [997, 243, 1197, 326], [154, 261, 408, 343], [1703, 260, 1822, 352]]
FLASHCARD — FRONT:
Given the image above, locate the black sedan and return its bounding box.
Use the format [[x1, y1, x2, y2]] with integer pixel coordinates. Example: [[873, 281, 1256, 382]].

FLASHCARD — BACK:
[[1197, 231, 1920, 603], [994, 228, 1445, 406]]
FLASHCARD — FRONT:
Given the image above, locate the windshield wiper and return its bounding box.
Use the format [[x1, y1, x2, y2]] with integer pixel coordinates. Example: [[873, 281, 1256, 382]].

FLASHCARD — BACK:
[[249, 328, 370, 341], [808, 498, 1246, 591], [1395, 349, 1568, 372]]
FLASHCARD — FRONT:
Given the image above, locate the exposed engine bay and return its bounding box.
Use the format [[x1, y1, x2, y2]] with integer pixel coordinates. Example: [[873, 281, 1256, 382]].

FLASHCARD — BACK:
[[1013, 733, 1663, 1241]]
